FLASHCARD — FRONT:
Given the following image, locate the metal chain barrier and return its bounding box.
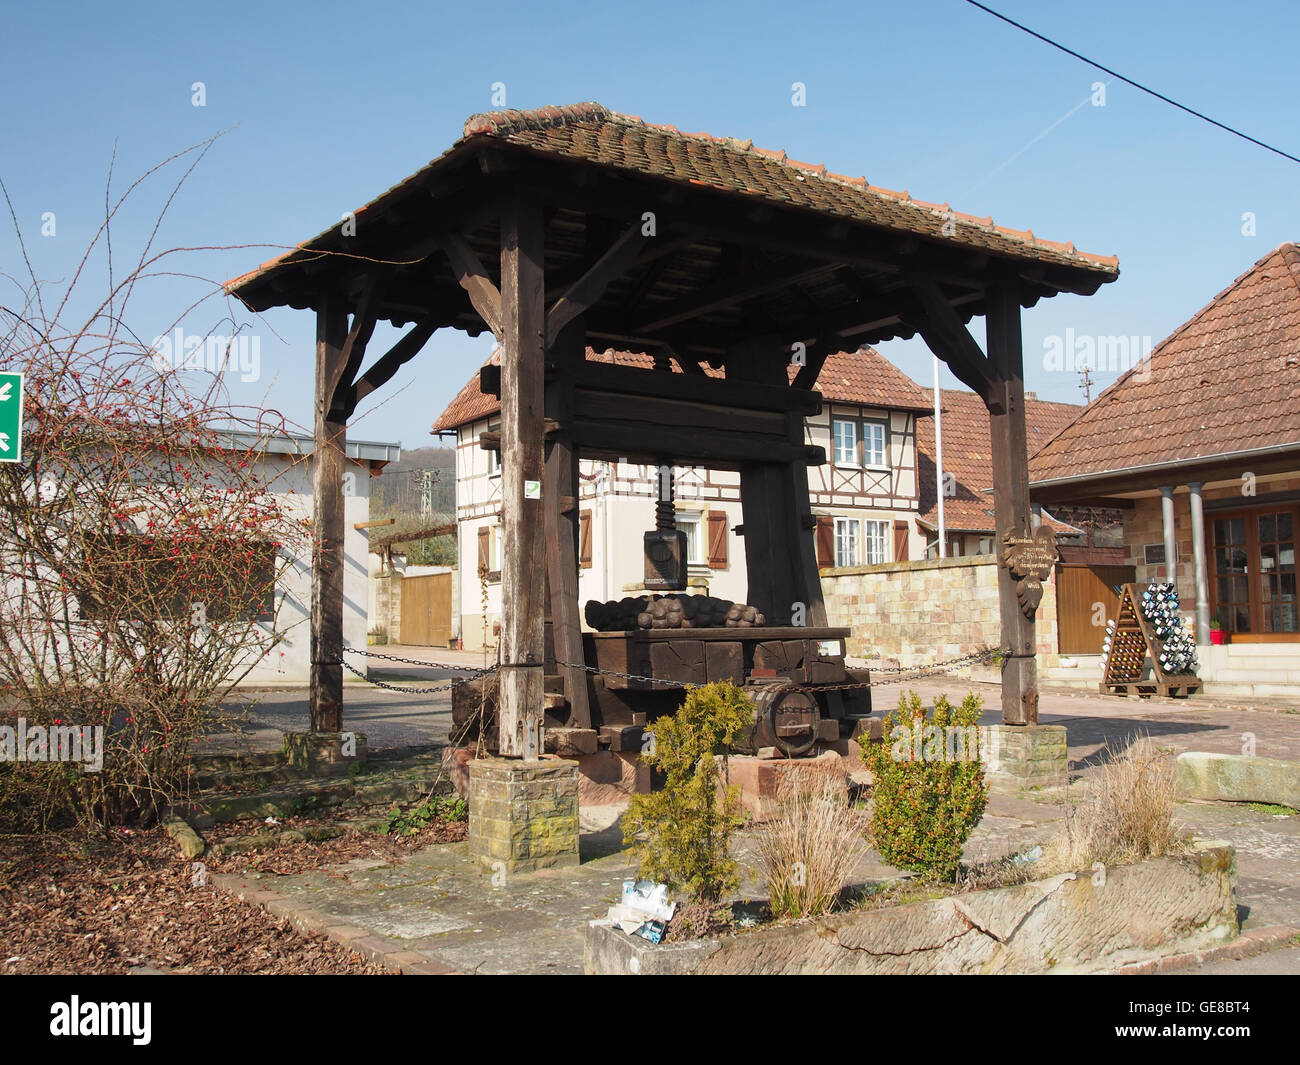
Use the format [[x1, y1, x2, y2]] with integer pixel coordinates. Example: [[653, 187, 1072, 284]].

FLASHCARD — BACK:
[[334, 645, 1003, 696], [336, 646, 498, 695]]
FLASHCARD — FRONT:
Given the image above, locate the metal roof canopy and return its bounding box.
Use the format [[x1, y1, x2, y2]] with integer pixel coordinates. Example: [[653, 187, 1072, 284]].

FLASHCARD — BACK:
[[226, 102, 1119, 745]]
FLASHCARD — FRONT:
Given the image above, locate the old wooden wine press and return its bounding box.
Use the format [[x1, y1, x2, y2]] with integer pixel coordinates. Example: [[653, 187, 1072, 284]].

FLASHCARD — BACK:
[[223, 102, 1118, 756]]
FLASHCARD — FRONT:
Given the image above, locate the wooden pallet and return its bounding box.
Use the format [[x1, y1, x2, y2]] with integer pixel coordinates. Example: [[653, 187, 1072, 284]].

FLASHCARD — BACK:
[[1099, 584, 1203, 699], [1100, 679, 1203, 699]]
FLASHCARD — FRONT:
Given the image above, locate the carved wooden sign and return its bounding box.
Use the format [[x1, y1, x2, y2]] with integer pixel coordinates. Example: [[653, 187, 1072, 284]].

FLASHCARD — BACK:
[[1000, 530, 1057, 617]]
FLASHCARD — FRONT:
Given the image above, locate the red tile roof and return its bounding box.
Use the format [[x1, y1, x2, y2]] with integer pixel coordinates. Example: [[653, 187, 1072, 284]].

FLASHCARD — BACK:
[[1030, 243, 1300, 484], [228, 102, 1118, 299], [918, 389, 1081, 532], [808, 349, 933, 412], [458, 104, 1118, 276], [431, 346, 932, 432]]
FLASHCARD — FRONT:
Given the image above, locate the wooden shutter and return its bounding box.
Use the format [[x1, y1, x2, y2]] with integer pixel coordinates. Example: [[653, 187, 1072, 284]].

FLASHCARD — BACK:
[[816, 515, 834, 567], [894, 520, 909, 562], [477, 526, 490, 572], [706, 510, 728, 567], [578, 509, 593, 569]]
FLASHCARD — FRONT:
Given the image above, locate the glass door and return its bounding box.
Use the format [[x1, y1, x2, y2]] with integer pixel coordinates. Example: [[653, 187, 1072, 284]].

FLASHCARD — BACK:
[[1258, 511, 1297, 634], [1211, 506, 1300, 640], [1212, 515, 1251, 633]]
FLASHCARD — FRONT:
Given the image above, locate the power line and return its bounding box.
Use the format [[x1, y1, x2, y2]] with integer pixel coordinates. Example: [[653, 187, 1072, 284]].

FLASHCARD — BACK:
[[964, 0, 1300, 166]]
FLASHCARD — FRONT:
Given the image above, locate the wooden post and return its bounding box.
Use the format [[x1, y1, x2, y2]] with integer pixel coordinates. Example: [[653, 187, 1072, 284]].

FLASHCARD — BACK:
[[545, 322, 592, 729], [310, 302, 348, 733], [731, 337, 827, 626], [497, 192, 547, 758], [986, 278, 1037, 725]]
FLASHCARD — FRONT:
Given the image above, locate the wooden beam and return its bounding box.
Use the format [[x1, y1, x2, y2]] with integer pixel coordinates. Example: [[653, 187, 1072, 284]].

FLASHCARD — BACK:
[[633, 257, 827, 333], [791, 341, 834, 391], [559, 360, 822, 415], [496, 192, 547, 759], [986, 276, 1037, 725], [346, 318, 437, 417], [440, 231, 504, 339], [907, 274, 996, 406], [311, 301, 349, 734], [544, 323, 592, 730], [333, 274, 385, 410], [546, 224, 650, 344]]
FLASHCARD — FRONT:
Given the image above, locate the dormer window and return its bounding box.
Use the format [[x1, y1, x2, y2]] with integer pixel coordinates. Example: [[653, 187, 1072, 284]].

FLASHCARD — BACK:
[[832, 416, 888, 468]]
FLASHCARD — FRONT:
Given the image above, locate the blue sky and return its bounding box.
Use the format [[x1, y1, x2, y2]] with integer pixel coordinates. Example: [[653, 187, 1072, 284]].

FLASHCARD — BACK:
[[3, 0, 1297, 447]]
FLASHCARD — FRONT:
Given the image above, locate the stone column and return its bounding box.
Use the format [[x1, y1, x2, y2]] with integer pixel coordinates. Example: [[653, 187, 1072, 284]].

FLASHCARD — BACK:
[[1160, 485, 1178, 585], [1188, 481, 1211, 645]]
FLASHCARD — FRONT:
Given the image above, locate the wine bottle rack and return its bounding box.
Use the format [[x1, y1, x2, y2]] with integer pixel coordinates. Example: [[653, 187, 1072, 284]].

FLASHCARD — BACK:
[[1100, 584, 1203, 698]]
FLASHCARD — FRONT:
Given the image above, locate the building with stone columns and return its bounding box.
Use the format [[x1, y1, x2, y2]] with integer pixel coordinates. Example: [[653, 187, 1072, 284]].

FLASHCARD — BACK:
[[1030, 242, 1300, 697]]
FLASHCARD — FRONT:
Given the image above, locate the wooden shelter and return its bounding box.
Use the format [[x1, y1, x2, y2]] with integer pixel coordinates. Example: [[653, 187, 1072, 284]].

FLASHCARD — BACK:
[[226, 102, 1119, 749]]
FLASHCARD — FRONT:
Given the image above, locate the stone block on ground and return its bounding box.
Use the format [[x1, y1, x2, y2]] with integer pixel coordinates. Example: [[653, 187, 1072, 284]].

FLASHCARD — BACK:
[[283, 731, 367, 776], [586, 841, 1238, 974], [723, 749, 847, 820], [468, 757, 580, 874], [574, 750, 649, 806], [1176, 752, 1300, 808]]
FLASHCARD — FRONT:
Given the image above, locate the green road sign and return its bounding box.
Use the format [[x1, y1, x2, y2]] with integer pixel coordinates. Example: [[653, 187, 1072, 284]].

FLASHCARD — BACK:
[[0, 372, 23, 463]]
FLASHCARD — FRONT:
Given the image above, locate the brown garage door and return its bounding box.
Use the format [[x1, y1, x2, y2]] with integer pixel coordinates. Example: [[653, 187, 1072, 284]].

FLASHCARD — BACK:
[[401, 572, 452, 647], [1056, 564, 1135, 655]]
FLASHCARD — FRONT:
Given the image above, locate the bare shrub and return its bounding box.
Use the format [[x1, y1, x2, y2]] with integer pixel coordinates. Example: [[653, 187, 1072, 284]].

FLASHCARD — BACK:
[[0, 145, 308, 830], [1045, 735, 1180, 871], [758, 771, 865, 919]]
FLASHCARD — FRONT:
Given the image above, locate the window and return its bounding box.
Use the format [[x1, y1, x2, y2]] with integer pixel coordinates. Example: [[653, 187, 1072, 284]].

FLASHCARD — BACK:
[[832, 416, 888, 468], [833, 419, 857, 467], [486, 421, 500, 476], [834, 517, 859, 567], [676, 512, 702, 564], [862, 420, 887, 467], [864, 520, 890, 565], [77, 534, 277, 622]]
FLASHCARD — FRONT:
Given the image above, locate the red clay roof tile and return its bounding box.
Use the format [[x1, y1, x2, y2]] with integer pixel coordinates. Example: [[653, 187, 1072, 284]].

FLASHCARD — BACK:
[[1030, 242, 1300, 484]]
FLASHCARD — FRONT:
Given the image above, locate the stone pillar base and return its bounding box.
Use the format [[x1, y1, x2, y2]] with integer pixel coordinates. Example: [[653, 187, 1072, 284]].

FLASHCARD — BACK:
[[283, 731, 367, 776], [469, 758, 580, 873], [984, 724, 1068, 791], [445, 745, 650, 806]]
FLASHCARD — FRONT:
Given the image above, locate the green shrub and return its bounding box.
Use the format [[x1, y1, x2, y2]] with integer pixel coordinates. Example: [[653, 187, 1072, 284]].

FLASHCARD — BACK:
[[621, 681, 753, 902], [858, 689, 987, 881]]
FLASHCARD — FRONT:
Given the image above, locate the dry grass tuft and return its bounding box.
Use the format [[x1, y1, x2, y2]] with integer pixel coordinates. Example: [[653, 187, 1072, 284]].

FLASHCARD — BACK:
[[1044, 735, 1182, 872], [757, 773, 866, 920]]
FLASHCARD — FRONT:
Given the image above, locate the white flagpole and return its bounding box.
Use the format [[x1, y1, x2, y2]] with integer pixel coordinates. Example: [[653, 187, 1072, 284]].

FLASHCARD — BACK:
[[934, 354, 946, 559]]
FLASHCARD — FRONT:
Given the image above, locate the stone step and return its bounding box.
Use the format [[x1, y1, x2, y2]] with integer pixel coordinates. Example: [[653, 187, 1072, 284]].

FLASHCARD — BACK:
[[194, 745, 444, 793], [1211, 668, 1300, 684], [1212, 643, 1300, 657], [176, 748, 450, 827]]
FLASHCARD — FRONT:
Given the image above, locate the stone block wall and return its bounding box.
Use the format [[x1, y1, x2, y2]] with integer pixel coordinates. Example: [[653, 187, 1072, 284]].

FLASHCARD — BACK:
[[821, 555, 1059, 667]]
